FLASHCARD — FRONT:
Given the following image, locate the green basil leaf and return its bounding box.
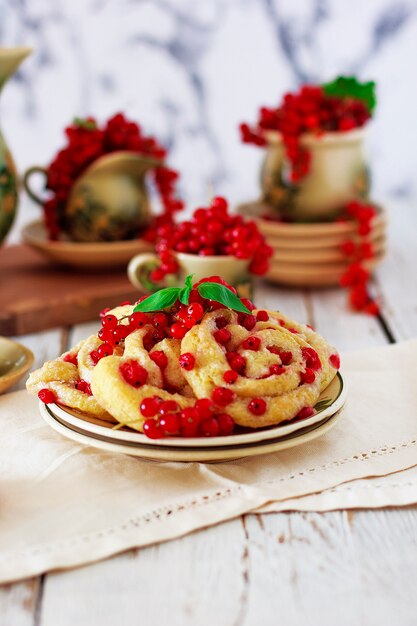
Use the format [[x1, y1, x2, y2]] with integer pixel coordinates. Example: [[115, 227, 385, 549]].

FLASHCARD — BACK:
[[322, 76, 376, 113], [185, 274, 194, 290], [133, 288, 181, 312], [197, 283, 250, 313], [179, 286, 191, 305]]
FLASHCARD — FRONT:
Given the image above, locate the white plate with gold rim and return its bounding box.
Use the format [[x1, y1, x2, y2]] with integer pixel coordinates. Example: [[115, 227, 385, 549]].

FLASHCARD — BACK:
[[39, 373, 346, 449]]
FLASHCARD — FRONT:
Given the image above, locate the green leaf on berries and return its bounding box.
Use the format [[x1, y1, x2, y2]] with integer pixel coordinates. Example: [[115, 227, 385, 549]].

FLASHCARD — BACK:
[[197, 283, 250, 313], [322, 76, 376, 113], [178, 274, 194, 305], [73, 117, 98, 130], [133, 288, 181, 312]]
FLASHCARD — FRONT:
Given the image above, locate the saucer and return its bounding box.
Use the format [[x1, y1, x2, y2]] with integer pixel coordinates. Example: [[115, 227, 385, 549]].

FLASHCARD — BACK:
[[0, 337, 34, 394], [22, 220, 153, 269]]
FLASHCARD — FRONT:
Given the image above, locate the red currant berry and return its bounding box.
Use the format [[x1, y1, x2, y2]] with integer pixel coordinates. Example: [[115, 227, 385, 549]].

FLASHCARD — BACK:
[[150, 268, 166, 283], [159, 400, 179, 414], [187, 302, 204, 321], [102, 314, 118, 329], [217, 413, 235, 435], [212, 387, 235, 406], [76, 380, 92, 395], [140, 397, 160, 418], [228, 354, 246, 374], [143, 419, 164, 439], [214, 328, 231, 345], [242, 336, 261, 351], [97, 343, 113, 359], [256, 310, 269, 322], [38, 388, 57, 404], [300, 368, 316, 384], [248, 398, 267, 415], [63, 353, 78, 366], [111, 325, 130, 346], [152, 312, 168, 329], [211, 196, 228, 211], [329, 353, 341, 369], [200, 417, 220, 437], [129, 312, 149, 329], [194, 398, 215, 419], [169, 323, 187, 340], [269, 364, 285, 375], [241, 298, 255, 311], [301, 347, 321, 370], [180, 407, 200, 437], [90, 350, 100, 365], [179, 353, 196, 370], [223, 370, 238, 384], [149, 351, 168, 369], [296, 406, 315, 420], [119, 360, 148, 387], [159, 412, 180, 435], [215, 316, 228, 329], [239, 314, 257, 331]]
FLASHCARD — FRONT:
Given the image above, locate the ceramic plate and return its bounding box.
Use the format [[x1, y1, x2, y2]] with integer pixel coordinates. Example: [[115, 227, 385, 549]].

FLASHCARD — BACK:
[[42, 372, 345, 447], [39, 373, 346, 460], [22, 220, 153, 269], [0, 337, 34, 394], [40, 404, 343, 462]]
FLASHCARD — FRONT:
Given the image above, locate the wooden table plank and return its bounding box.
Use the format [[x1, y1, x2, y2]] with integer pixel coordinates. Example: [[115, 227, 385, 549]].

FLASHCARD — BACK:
[[240, 509, 417, 626], [0, 579, 41, 626], [40, 520, 246, 626]]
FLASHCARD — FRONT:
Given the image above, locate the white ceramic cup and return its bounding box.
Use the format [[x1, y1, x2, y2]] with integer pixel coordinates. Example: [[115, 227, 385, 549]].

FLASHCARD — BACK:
[[127, 251, 252, 297]]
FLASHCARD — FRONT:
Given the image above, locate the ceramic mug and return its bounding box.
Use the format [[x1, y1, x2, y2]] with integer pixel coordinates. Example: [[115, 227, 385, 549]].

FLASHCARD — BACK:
[[261, 128, 369, 221], [127, 251, 252, 297]]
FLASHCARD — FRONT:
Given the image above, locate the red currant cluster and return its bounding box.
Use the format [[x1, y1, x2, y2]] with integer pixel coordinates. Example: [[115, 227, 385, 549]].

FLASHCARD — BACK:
[[140, 397, 235, 439], [240, 84, 371, 183], [339, 200, 379, 315], [43, 113, 183, 240], [148, 196, 273, 283], [94, 277, 252, 360]]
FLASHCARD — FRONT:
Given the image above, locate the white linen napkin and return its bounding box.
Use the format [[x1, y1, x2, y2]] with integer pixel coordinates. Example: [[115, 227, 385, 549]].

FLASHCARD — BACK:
[[0, 339, 417, 583]]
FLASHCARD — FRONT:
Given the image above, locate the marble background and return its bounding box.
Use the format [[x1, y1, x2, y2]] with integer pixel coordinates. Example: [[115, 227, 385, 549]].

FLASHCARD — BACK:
[[1, 0, 417, 238]]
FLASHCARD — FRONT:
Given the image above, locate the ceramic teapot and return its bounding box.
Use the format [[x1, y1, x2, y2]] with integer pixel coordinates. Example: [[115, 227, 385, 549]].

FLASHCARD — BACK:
[[24, 151, 161, 242], [0, 47, 31, 244]]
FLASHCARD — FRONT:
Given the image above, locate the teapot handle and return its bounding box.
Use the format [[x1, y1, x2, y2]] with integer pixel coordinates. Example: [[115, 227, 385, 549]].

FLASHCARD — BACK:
[[23, 166, 48, 205]]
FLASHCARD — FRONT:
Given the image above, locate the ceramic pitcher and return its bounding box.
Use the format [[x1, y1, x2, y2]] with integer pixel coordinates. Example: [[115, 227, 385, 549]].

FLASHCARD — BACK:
[[24, 152, 161, 242], [261, 129, 370, 222], [0, 47, 31, 244]]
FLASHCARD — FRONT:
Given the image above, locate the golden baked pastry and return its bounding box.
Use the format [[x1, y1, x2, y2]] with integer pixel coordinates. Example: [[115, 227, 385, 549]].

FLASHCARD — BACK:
[[29, 276, 340, 438]]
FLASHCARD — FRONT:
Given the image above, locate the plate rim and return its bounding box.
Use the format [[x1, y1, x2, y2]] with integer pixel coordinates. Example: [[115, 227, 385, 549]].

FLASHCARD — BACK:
[[41, 372, 346, 448], [40, 405, 343, 462]]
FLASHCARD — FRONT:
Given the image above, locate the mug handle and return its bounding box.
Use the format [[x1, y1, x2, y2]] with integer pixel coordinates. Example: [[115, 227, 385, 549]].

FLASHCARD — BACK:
[[23, 166, 48, 205], [127, 253, 162, 292]]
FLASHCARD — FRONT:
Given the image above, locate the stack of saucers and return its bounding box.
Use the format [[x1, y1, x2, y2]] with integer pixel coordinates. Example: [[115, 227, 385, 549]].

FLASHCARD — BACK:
[[239, 203, 387, 288], [40, 373, 346, 463]]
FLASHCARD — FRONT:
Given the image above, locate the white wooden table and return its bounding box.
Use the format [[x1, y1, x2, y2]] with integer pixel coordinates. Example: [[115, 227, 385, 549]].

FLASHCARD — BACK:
[[1, 201, 417, 626]]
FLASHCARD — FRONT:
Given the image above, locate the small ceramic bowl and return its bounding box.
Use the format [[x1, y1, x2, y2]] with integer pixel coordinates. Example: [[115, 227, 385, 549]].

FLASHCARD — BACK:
[[0, 337, 34, 394]]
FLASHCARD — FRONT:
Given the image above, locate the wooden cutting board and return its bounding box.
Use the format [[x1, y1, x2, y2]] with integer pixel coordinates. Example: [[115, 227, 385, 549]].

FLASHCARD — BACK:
[[0, 245, 142, 336]]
